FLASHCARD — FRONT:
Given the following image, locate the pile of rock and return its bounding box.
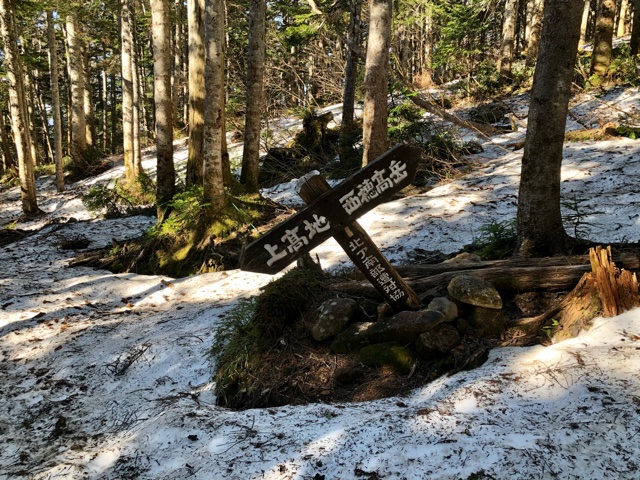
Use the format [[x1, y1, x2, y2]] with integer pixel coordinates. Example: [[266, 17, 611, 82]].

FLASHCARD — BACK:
[[308, 274, 504, 375]]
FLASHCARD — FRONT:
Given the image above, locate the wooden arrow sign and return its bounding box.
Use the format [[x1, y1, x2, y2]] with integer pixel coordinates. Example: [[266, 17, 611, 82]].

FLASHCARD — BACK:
[[240, 144, 420, 275]]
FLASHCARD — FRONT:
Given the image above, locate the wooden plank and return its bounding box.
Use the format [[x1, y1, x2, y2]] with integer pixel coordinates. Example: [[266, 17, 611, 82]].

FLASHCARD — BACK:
[[240, 144, 421, 274], [298, 173, 422, 312]]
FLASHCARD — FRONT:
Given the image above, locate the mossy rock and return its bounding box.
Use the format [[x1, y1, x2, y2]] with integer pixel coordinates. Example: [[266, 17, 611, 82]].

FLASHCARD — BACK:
[[358, 343, 415, 375]]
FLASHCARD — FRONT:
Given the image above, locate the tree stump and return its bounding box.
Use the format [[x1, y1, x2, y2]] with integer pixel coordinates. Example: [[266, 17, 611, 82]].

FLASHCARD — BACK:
[[551, 246, 639, 343]]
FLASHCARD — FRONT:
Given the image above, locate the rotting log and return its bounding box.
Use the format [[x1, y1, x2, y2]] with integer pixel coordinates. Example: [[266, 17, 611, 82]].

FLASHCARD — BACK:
[[510, 247, 639, 342], [331, 252, 640, 299]]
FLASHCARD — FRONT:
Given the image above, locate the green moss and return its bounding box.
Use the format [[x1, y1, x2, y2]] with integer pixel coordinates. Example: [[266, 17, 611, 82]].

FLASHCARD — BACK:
[[358, 343, 415, 375]]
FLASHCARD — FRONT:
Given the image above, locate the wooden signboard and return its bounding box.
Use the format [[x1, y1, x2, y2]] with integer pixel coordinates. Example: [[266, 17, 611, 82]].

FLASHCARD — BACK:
[[240, 144, 422, 311]]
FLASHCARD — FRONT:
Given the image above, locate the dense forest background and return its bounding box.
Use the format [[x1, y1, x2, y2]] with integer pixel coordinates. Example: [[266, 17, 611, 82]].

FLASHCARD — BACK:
[[1, 0, 639, 260]]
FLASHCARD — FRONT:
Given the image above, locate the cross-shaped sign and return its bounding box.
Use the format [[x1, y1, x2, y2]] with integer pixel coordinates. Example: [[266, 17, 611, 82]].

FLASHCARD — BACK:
[[240, 145, 422, 311]]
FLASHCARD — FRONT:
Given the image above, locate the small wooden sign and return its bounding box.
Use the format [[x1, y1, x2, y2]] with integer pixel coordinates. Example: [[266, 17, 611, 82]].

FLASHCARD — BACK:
[[241, 145, 420, 275]]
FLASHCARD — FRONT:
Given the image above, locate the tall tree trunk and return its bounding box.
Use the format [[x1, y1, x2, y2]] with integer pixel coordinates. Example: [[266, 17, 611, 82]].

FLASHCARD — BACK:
[[48, 11, 64, 192], [83, 46, 95, 149], [121, 0, 136, 182], [240, 0, 266, 193], [340, 0, 362, 164], [172, 0, 184, 129], [590, 0, 616, 77], [151, 0, 176, 223], [517, 0, 584, 257], [22, 72, 39, 166], [498, 0, 520, 77], [131, 11, 143, 175], [525, 0, 543, 66], [186, 0, 205, 188], [0, 0, 38, 215], [66, 14, 87, 170], [616, 0, 629, 36], [203, 0, 226, 215], [0, 112, 15, 171], [631, 0, 640, 54], [101, 56, 109, 151], [362, 0, 392, 166], [110, 72, 117, 154], [580, 0, 592, 45]]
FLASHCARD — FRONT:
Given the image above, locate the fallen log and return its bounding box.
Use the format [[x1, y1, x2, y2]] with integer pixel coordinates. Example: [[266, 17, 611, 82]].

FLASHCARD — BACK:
[[542, 246, 639, 343], [331, 252, 640, 299]]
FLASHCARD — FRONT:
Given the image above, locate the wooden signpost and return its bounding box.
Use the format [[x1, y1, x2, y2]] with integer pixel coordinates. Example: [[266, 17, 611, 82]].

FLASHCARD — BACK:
[[240, 144, 422, 311]]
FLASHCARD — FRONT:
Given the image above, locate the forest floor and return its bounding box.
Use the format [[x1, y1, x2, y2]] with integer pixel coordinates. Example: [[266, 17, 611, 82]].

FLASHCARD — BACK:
[[1, 84, 640, 479]]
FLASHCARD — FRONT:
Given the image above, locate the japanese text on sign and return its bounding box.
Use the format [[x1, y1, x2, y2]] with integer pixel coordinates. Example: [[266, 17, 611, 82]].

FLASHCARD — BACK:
[[348, 237, 406, 302], [264, 214, 331, 267], [339, 160, 408, 216]]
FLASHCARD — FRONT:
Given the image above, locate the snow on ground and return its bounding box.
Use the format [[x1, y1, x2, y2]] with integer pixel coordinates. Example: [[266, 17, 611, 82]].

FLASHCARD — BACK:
[[1, 87, 640, 479]]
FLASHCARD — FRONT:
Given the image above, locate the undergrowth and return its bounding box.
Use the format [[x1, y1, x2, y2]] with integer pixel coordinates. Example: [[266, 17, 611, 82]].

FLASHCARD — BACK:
[[212, 266, 329, 408], [470, 219, 517, 259], [83, 174, 156, 218]]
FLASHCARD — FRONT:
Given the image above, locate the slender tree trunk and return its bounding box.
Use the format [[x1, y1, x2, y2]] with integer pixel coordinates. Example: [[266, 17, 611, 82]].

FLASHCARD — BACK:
[[0, 112, 15, 171], [525, 0, 543, 66], [66, 14, 88, 170], [102, 62, 108, 151], [240, 0, 266, 193], [590, 0, 616, 77], [110, 72, 117, 154], [517, 0, 584, 257], [340, 0, 362, 164], [0, 0, 38, 215], [22, 72, 39, 166], [47, 11, 64, 192], [498, 0, 520, 77], [151, 0, 176, 223], [631, 0, 640, 54], [120, 0, 136, 182], [186, 0, 205, 188], [617, 0, 629, 36], [362, 0, 392, 166], [203, 0, 226, 215], [580, 0, 592, 45], [131, 11, 143, 175], [83, 46, 95, 149], [34, 80, 54, 164]]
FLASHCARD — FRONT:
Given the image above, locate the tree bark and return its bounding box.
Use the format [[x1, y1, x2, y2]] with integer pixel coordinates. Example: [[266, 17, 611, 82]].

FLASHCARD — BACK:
[[525, 0, 543, 66], [240, 0, 267, 193], [590, 0, 616, 77], [0, 0, 38, 215], [580, 0, 592, 45], [151, 0, 176, 223], [66, 14, 87, 170], [498, 0, 520, 77], [516, 0, 583, 257], [0, 111, 15, 171], [83, 46, 95, 149], [616, 0, 629, 36], [332, 252, 640, 298], [186, 0, 205, 188], [131, 11, 143, 175], [120, 0, 136, 182], [340, 0, 362, 164], [203, 0, 227, 215], [362, 0, 392, 166], [630, 0, 640, 54]]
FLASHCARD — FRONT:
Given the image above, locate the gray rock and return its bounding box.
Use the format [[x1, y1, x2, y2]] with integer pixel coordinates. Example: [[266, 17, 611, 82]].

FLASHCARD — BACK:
[[447, 274, 503, 309], [427, 297, 458, 321], [310, 298, 357, 341], [416, 323, 461, 360], [331, 322, 375, 354], [331, 310, 447, 353], [358, 343, 415, 374]]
